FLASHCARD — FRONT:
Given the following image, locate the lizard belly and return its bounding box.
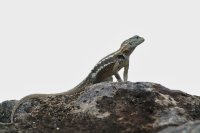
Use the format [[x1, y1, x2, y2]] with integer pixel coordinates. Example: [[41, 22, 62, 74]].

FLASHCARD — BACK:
[[94, 63, 119, 83]]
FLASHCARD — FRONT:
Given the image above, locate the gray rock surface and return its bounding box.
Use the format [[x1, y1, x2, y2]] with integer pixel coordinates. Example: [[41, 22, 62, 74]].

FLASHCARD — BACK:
[[0, 82, 200, 133], [0, 100, 16, 123], [158, 121, 200, 133]]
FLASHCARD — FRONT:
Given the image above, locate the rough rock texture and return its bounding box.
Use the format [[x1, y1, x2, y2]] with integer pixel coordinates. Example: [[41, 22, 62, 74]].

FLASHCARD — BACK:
[[158, 121, 200, 133], [0, 82, 200, 133], [0, 100, 16, 123]]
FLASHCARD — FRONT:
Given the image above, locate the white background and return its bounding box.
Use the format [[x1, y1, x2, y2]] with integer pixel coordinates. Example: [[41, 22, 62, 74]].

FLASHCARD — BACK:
[[0, 1, 199, 102]]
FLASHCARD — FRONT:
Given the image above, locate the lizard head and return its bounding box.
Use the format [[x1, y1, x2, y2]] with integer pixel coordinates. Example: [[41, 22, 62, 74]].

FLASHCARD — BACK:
[[121, 35, 144, 48], [120, 35, 145, 56]]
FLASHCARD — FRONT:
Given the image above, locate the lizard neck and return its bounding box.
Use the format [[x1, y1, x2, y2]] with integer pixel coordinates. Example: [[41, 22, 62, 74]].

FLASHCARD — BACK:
[[118, 46, 136, 57]]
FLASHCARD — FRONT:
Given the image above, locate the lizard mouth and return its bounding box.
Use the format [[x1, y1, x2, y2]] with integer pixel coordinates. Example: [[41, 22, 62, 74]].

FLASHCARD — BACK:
[[139, 37, 145, 44], [135, 36, 145, 46]]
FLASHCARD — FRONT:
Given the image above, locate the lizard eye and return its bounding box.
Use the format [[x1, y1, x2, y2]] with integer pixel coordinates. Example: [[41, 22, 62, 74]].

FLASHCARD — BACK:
[[135, 35, 140, 39]]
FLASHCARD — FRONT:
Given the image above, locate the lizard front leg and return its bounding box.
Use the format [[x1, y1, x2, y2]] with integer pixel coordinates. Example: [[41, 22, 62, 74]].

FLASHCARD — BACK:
[[113, 59, 124, 82], [114, 73, 122, 82], [113, 56, 129, 82], [123, 63, 129, 82]]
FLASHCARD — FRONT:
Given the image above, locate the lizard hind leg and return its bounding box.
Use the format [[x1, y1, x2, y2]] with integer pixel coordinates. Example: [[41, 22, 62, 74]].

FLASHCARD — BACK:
[[90, 72, 113, 83], [114, 73, 122, 82], [101, 76, 113, 82]]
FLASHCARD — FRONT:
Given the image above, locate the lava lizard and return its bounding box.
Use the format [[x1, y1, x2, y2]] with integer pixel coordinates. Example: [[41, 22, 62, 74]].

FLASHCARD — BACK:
[[3, 35, 145, 124]]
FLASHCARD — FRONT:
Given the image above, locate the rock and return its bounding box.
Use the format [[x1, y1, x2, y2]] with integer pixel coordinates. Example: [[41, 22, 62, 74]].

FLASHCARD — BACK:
[[0, 82, 200, 133], [0, 100, 16, 123]]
